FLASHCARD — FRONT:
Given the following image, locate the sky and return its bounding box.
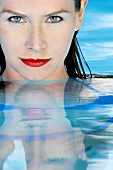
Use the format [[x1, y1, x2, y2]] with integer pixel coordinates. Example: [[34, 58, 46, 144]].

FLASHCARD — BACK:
[[77, 0, 113, 74]]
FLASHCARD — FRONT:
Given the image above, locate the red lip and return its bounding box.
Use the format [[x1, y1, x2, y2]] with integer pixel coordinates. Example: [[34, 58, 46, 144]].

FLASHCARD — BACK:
[[22, 108, 50, 121], [20, 58, 51, 67]]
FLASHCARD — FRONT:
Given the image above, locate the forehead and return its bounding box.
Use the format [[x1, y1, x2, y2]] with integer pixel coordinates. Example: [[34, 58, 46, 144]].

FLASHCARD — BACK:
[[0, 0, 75, 13]]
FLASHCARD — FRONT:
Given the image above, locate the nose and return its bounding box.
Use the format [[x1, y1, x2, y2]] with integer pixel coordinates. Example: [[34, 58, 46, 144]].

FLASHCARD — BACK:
[[25, 27, 46, 52]]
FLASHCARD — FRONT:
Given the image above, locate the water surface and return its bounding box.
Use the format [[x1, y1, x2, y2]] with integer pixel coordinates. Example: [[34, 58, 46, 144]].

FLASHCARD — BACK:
[[0, 78, 113, 170]]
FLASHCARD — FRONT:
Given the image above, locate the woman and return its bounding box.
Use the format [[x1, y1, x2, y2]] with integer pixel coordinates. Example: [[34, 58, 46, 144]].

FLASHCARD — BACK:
[[0, 0, 91, 81]]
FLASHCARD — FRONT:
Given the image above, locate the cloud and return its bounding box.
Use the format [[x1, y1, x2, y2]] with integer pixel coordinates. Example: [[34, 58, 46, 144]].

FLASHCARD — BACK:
[[82, 13, 113, 31], [81, 42, 113, 60]]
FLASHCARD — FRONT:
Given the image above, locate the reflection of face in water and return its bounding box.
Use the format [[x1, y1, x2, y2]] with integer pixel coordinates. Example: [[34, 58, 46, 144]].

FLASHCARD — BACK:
[[0, 80, 87, 170], [0, 80, 15, 169], [0, 80, 5, 126], [1, 82, 88, 170], [4, 79, 89, 134]]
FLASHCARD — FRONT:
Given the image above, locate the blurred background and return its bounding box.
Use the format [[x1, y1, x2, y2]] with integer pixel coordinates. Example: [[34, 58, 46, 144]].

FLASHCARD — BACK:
[[78, 0, 113, 75]]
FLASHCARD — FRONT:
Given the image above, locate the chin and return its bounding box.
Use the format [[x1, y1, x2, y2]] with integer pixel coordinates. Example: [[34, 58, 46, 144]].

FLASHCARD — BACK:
[[22, 74, 49, 81]]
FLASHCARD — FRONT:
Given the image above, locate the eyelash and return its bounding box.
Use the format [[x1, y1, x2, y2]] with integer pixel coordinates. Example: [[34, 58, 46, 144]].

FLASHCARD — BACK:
[[7, 15, 64, 24], [47, 16, 63, 23], [7, 16, 26, 24]]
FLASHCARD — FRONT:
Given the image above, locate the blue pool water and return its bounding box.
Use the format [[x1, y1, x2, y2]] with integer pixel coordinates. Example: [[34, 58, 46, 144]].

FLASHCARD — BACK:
[[0, 77, 113, 170], [78, 0, 113, 75]]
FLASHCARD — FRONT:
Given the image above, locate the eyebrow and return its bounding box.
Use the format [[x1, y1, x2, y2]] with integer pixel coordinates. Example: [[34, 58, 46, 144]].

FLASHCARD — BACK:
[[0, 9, 69, 17], [0, 10, 27, 17]]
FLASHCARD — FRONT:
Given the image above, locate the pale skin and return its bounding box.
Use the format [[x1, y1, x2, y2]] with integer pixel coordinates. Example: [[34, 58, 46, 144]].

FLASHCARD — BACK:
[[0, 0, 88, 81]]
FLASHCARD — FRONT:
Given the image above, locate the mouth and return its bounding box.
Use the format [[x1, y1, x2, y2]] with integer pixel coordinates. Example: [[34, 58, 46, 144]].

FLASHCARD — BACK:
[[20, 58, 51, 67], [22, 108, 50, 121]]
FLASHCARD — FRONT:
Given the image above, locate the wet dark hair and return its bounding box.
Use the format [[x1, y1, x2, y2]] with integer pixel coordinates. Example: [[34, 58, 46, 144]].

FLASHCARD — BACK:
[[0, 0, 92, 79], [0, 46, 6, 76], [65, 0, 92, 79]]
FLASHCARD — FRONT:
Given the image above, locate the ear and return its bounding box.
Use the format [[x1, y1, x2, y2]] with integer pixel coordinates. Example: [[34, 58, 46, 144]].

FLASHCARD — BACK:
[[75, 0, 88, 31]]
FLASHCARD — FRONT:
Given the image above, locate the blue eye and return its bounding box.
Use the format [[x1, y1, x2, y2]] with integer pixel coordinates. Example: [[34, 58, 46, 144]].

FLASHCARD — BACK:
[[8, 16, 26, 23], [47, 16, 63, 23]]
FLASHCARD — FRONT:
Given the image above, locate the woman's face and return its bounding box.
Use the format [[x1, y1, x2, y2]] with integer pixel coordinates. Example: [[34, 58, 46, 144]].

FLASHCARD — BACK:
[[0, 0, 85, 81]]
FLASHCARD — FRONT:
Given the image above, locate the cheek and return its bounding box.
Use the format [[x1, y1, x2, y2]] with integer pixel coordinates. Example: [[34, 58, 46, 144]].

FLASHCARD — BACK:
[[0, 23, 27, 45], [47, 25, 75, 58], [0, 26, 26, 57]]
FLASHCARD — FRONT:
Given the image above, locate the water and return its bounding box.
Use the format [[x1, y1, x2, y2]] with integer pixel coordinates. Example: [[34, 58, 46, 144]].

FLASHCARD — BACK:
[[0, 1, 113, 169], [78, 0, 113, 75], [0, 77, 113, 170]]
